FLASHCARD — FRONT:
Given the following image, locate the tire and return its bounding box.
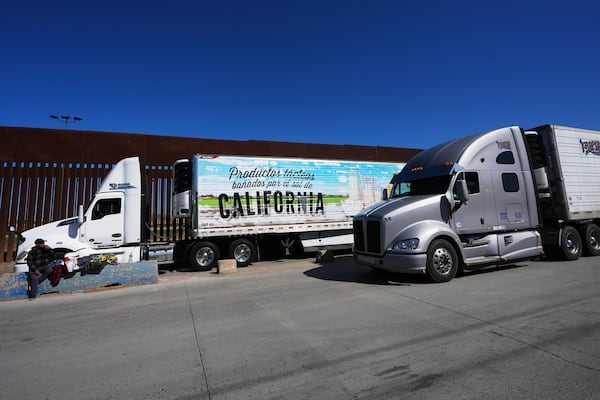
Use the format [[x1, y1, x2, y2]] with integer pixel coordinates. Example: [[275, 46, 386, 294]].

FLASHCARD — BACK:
[[560, 226, 582, 261], [582, 223, 600, 257], [188, 241, 219, 271], [426, 239, 459, 283], [228, 238, 256, 267]]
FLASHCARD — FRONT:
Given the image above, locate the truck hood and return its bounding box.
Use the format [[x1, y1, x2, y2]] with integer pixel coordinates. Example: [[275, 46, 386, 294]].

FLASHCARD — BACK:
[[14, 218, 82, 272], [357, 195, 451, 222], [356, 194, 454, 254]]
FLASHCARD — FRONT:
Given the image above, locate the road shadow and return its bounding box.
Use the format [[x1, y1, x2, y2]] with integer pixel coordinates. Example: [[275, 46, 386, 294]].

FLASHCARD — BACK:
[[460, 263, 527, 277], [304, 255, 433, 285], [305, 255, 530, 285]]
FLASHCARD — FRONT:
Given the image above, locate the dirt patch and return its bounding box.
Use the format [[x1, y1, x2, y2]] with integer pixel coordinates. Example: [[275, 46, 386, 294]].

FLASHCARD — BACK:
[[0, 263, 15, 274]]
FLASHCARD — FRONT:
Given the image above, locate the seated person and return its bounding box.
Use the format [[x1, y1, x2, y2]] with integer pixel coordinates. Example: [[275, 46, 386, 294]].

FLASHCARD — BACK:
[[26, 238, 55, 300]]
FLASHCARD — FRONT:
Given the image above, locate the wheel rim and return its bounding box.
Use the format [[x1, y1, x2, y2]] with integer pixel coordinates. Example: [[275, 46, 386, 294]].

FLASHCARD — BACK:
[[195, 247, 215, 267], [565, 232, 580, 255], [233, 243, 252, 263], [432, 247, 454, 276], [589, 230, 600, 251]]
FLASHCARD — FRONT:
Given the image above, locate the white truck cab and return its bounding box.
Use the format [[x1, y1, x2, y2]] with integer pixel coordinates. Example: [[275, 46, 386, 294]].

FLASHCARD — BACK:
[[13, 157, 145, 272]]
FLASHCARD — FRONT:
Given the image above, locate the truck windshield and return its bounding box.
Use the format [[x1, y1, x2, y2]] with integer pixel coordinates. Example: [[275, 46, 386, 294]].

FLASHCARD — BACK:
[[390, 175, 452, 198]]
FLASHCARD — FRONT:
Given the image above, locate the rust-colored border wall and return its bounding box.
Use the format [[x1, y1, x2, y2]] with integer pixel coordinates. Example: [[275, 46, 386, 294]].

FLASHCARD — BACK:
[[0, 126, 422, 262], [0, 126, 421, 164]]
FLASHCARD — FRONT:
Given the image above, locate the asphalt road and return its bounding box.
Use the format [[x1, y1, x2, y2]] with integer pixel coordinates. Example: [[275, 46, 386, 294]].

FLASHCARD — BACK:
[[1, 255, 599, 400]]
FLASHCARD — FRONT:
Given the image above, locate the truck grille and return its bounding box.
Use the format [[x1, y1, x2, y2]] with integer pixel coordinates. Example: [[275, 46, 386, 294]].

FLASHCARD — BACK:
[[353, 220, 364, 251], [353, 219, 381, 254], [366, 220, 381, 253]]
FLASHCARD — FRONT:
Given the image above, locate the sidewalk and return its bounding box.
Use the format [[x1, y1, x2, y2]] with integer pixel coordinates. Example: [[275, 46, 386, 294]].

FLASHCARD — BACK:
[[157, 256, 320, 284]]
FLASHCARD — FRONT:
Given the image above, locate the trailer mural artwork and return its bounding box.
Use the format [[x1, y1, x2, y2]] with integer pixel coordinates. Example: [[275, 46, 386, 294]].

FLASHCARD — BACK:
[[192, 156, 398, 225]]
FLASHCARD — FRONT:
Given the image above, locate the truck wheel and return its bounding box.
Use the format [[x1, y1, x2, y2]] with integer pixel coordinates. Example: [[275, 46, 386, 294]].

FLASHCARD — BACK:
[[582, 223, 600, 256], [229, 238, 256, 267], [188, 241, 219, 270], [426, 239, 458, 283], [560, 226, 582, 261]]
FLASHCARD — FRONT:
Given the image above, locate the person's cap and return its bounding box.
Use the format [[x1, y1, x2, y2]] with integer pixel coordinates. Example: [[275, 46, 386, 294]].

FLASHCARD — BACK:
[[34, 238, 45, 245]]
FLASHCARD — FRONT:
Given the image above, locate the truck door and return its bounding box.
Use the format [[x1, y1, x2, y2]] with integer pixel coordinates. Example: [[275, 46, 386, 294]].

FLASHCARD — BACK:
[[451, 170, 498, 234], [82, 193, 125, 248], [490, 171, 531, 229]]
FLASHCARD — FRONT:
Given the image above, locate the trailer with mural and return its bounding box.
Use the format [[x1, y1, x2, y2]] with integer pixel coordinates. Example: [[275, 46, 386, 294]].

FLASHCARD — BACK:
[[12, 155, 404, 271]]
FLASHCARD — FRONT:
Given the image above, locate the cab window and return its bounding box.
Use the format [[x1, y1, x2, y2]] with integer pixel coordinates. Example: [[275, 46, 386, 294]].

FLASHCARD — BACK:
[[92, 198, 122, 220], [390, 182, 411, 197], [453, 172, 479, 200], [502, 173, 519, 192], [496, 151, 515, 165]]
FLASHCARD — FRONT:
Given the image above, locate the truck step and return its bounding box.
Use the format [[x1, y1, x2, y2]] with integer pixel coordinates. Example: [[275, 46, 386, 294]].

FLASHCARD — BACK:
[[462, 239, 491, 248]]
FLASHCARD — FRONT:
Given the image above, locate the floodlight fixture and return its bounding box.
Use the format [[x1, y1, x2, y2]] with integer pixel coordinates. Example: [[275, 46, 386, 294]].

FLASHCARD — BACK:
[[49, 114, 83, 128]]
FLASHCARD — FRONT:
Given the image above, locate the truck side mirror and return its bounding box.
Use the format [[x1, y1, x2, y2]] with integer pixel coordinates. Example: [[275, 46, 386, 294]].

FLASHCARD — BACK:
[[456, 180, 469, 204], [78, 204, 85, 224], [8, 225, 25, 244], [382, 188, 389, 201]]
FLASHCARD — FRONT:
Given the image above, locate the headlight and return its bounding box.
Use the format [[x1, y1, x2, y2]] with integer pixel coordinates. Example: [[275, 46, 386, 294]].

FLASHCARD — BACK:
[[64, 258, 79, 273], [388, 238, 420, 251]]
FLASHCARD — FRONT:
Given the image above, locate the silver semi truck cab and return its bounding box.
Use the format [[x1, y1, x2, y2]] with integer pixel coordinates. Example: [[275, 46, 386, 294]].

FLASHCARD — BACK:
[[353, 126, 544, 282]]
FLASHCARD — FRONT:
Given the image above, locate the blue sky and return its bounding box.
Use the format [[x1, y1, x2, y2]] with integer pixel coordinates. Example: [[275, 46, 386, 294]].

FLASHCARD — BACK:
[[2, 0, 599, 151]]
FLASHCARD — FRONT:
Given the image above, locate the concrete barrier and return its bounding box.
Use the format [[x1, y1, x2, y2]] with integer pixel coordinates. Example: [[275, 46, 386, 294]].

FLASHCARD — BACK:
[[0, 261, 158, 300], [218, 259, 237, 274]]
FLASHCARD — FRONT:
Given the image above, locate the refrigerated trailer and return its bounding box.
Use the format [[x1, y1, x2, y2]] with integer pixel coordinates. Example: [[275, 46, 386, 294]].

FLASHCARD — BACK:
[[353, 124, 600, 282], [13, 155, 404, 272]]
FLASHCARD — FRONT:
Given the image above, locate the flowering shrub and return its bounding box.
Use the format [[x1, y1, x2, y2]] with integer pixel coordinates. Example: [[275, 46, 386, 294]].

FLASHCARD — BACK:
[[88, 254, 118, 268]]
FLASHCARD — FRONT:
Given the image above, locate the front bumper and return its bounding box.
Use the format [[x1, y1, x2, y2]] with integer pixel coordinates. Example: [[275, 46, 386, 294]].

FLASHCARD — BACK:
[[14, 261, 28, 273], [354, 251, 427, 274]]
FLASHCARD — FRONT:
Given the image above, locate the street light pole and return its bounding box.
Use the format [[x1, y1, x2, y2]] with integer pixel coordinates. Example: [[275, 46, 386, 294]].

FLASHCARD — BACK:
[[50, 115, 82, 128]]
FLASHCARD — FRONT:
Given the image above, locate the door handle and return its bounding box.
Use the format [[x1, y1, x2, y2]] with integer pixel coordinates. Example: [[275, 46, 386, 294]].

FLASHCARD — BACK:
[[112, 233, 122, 238]]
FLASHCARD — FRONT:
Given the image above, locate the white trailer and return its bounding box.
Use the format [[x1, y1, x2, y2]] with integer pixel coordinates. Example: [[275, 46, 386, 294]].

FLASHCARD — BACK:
[[13, 155, 404, 272], [172, 155, 405, 269]]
